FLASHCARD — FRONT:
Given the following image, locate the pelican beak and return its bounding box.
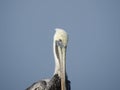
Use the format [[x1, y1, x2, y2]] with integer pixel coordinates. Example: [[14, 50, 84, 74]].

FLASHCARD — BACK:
[[56, 40, 67, 90]]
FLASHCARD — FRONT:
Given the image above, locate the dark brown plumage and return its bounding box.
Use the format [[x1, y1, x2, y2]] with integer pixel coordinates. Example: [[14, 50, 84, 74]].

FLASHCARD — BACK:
[[26, 74, 70, 90]]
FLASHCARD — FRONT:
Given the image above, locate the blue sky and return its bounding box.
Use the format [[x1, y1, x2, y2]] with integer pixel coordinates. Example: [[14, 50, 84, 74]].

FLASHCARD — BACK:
[[0, 0, 120, 90]]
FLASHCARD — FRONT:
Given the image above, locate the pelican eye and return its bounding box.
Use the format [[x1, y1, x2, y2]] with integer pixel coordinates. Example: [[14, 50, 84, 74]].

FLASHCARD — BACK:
[[56, 39, 64, 48]]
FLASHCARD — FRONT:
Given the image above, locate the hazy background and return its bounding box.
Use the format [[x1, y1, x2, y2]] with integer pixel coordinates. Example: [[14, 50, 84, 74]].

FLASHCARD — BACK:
[[0, 0, 120, 90]]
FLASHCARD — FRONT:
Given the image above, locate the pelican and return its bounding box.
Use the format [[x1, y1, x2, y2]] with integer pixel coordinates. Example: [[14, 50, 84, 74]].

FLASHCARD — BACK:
[[26, 28, 70, 90]]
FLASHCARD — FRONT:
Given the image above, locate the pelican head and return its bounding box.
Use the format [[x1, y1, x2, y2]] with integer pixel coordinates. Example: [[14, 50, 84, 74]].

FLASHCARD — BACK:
[[53, 28, 68, 90], [54, 28, 68, 48]]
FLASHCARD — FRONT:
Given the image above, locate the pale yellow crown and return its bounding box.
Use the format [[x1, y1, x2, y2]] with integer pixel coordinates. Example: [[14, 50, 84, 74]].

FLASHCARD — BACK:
[[54, 28, 68, 47]]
